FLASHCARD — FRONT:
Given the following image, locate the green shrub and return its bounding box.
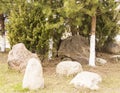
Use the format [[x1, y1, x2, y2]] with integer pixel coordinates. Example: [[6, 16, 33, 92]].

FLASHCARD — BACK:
[[6, 1, 50, 54]]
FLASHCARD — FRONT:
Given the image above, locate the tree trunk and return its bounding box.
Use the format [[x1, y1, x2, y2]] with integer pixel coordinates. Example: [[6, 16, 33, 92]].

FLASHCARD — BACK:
[[0, 14, 6, 52], [89, 15, 96, 67], [1, 35, 6, 52], [48, 37, 53, 60]]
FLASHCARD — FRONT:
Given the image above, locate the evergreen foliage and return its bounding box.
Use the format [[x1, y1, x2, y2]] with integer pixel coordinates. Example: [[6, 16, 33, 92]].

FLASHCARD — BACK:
[[6, 0, 64, 54], [61, 0, 120, 50], [96, 0, 120, 50], [6, 1, 48, 54], [1, 0, 119, 54]]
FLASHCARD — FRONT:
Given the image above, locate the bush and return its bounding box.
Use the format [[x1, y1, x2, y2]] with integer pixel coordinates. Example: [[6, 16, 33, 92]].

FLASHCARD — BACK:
[[6, 2, 50, 54]]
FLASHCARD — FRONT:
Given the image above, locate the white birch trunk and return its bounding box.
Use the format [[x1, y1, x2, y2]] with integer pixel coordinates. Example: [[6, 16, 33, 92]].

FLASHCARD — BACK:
[[89, 15, 96, 67], [48, 38, 53, 60], [0, 35, 6, 52], [89, 34, 95, 66]]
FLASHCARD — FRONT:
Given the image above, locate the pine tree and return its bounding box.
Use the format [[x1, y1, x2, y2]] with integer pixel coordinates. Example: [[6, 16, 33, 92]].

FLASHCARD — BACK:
[[6, 1, 48, 53], [6, 0, 64, 55], [2, 0, 119, 60]]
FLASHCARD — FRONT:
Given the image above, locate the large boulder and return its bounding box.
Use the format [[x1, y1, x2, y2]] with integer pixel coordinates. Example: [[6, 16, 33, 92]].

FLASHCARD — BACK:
[[7, 43, 38, 72], [70, 71, 102, 90], [22, 58, 44, 90], [56, 61, 83, 76], [58, 35, 89, 64], [105, 35, 120, 54], [105, 42, 120, 54]]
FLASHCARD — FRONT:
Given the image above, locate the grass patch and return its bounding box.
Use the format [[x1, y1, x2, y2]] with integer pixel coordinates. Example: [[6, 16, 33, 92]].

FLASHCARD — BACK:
[[103, 75, 120, 88], [12, 83, 29, 92], [1, 52, 120, 93]]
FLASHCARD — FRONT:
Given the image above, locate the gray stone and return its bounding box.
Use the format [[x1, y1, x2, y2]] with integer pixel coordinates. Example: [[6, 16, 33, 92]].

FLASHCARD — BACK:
[[109, 42, 120, 54], [105, 36, 120, 54], [58, 35, 89, 64], [70, 71, 102, 90], [96, 58, 107, 65], [22, 58, 44, 90], [110, 55, 120, 63], [7, 43, 38, 72], [56, 61, 83, 76]]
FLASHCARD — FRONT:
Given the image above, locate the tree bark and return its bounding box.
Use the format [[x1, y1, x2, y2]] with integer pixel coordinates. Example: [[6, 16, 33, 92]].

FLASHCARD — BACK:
[[48, 37, 53, 60], [0, 14, 6, 52], [89, 15, 96, 67]]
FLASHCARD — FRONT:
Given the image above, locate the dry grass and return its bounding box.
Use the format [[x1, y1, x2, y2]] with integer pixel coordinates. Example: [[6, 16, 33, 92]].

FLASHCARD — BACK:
[[0, 52, 120, 93]]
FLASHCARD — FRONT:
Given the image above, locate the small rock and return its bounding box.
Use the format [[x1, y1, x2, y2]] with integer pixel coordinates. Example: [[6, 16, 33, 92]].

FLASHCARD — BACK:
[[110, 55, 120, 62], [96, 58, 107, 65]]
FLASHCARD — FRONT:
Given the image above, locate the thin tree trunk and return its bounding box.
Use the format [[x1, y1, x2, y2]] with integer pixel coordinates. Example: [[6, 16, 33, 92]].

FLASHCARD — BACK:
[[0, 14, 5, 52], [1, 35, 6, 52], [89, 15, 96, 67], [48, 37, 53, 60]]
